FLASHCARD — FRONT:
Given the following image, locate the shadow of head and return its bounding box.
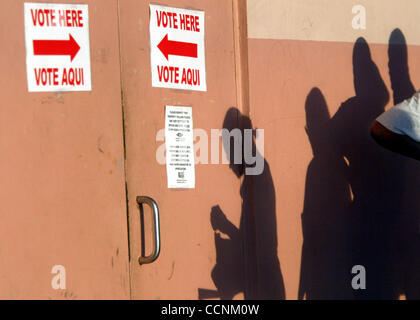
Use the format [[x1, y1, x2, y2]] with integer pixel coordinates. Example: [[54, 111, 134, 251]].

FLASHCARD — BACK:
[[222, 107, 255, 178], [388, 28, 416, 103], [305, 88, 331, 155], [353, 37, 389, 106], [389, 28, 409, 73]]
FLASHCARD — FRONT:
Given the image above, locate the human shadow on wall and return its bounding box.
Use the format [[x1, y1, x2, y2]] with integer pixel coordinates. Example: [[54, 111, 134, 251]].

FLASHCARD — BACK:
[[198, 108, 285, 300], [298, 88, 354, 299], [387, 28, 420, 299], [300, 33, 420, 299]]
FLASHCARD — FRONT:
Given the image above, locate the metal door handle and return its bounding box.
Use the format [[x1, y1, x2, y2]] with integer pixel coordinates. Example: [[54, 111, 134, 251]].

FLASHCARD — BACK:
[[136, 196, 161, 265]]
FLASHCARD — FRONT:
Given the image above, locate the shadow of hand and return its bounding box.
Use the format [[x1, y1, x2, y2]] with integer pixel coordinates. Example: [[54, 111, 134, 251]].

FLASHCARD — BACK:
[[210, 205, 227, 231]]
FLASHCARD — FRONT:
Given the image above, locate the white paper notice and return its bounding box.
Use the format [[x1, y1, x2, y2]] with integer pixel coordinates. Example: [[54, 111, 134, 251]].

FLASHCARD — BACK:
[[24, 2, 91, 92], [165, 106, 195, 189]]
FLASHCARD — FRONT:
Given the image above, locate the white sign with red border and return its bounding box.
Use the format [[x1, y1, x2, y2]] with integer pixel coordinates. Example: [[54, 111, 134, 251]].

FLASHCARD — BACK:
[[149, 4, 206, 92], [24, 2, 91, 92]]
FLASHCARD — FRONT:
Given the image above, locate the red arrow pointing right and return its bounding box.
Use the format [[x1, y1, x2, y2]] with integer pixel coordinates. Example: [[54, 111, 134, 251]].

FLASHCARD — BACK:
[[33, 34, 81, 62], [157, 34, 198, 61]]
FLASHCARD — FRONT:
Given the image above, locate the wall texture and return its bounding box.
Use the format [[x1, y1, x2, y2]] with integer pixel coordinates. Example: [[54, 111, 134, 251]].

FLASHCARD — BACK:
[[247, 0, 420, 299]]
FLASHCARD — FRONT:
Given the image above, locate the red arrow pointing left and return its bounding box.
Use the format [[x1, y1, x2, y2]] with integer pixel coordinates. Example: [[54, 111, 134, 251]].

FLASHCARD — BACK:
[[158, 34, 198, 61], [33, 34, 81, 62]]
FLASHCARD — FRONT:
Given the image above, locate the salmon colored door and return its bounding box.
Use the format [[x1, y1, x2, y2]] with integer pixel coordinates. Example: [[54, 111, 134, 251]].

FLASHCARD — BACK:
[[0, 0, 130, 299], [119, 0, 247, 299], [0, 0, 251, 300]]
